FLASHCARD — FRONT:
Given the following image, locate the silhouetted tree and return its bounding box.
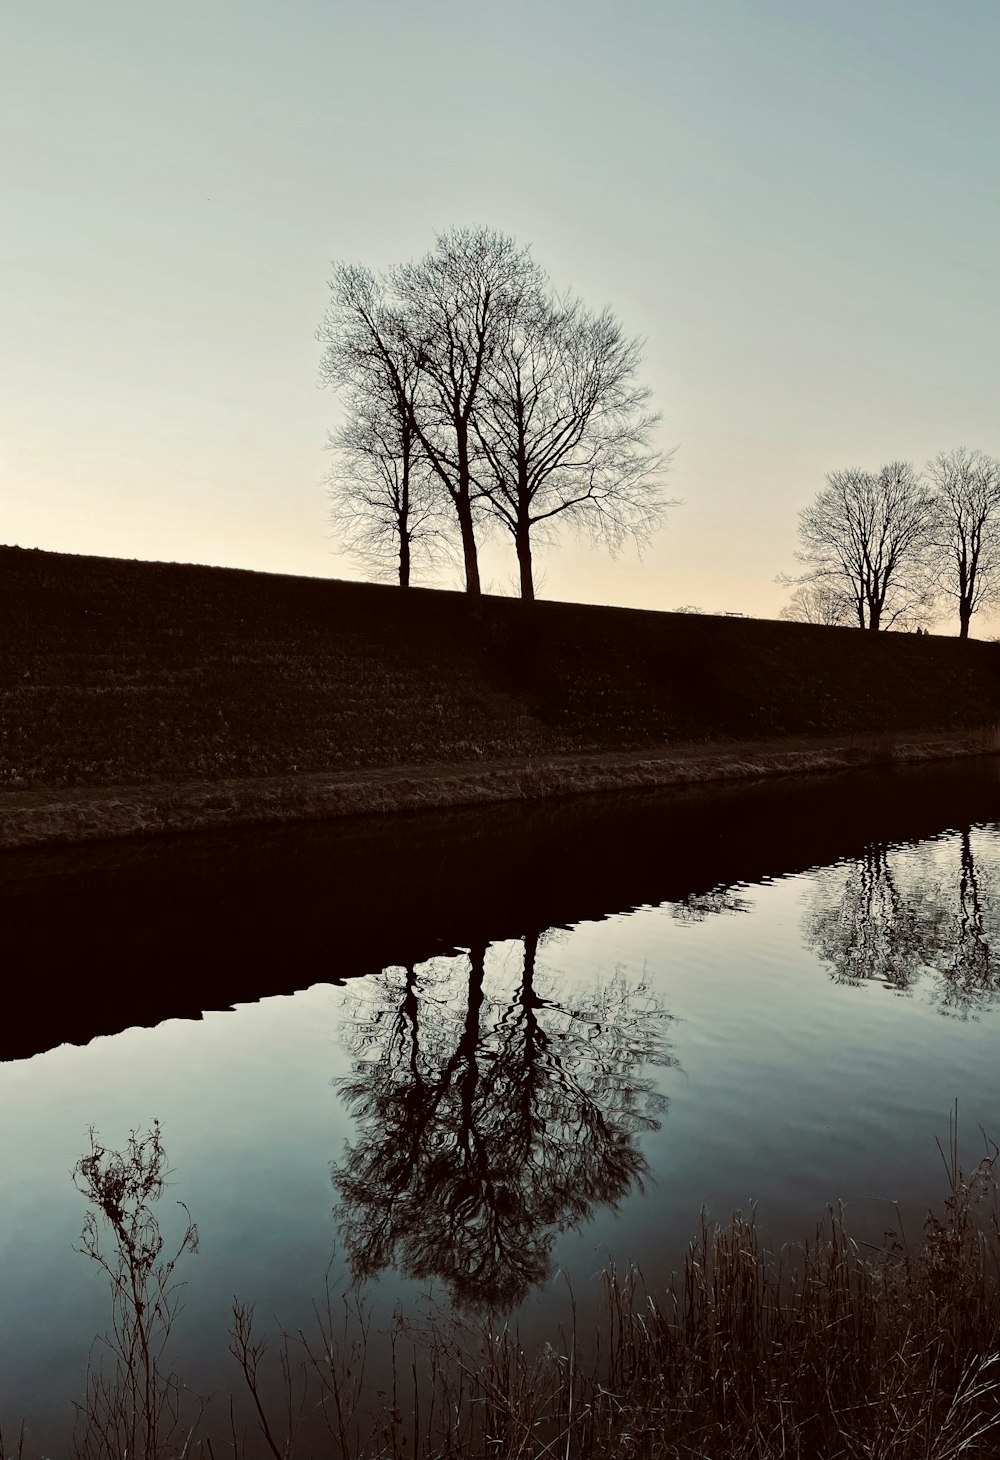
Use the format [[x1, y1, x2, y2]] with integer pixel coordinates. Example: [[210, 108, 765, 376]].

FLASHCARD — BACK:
[[392, 228, 548, 597], [325, 370, 443, 587], [926, 448, 1000, 639], [320, 232, 544, 596], [473, 292, 669, 601], [331, 938, 672, 1310], [777, 580, 854, 626], [320, 228, 671, 599], [318, 265, 428, 586], [791, 462, 937, 630]]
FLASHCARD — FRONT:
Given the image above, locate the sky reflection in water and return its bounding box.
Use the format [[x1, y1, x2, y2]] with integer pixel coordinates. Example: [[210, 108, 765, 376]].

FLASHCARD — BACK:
[[2, 762, 1000, 1447]]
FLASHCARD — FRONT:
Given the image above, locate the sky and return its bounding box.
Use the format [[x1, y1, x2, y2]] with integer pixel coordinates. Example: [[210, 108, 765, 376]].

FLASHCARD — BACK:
[[4, 0, 999, 625]]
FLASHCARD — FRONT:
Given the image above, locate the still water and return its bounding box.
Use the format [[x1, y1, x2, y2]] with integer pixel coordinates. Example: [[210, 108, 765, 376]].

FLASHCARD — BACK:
[[3, 760, 1000, 1450]]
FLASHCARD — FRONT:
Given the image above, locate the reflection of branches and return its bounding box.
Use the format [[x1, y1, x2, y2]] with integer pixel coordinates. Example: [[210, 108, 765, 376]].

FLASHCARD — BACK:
[[332, 937, 673, 1311], [671, 889, 752, 923], [928, 830, 1000, 1018], [803, 830, 1000, 1014], [806, 845, 931, 991]]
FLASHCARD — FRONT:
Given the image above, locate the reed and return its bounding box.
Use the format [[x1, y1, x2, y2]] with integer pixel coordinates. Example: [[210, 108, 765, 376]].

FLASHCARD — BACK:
[[215, 1109, 1000, 1458], [10, 1113, 1000, 1459], [846, 731, 899, 765]]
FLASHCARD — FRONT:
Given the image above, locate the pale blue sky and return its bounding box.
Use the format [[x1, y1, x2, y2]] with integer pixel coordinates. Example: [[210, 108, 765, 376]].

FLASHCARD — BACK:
[[3, 1, 998, 620]]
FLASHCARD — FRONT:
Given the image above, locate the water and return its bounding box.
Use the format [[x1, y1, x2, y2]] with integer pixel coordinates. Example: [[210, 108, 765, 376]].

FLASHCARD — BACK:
[[3, 759, 1000, 1451]]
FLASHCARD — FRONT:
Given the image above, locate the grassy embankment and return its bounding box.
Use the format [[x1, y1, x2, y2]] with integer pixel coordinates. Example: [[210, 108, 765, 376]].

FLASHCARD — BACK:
[[3, 544, 1000, 847]]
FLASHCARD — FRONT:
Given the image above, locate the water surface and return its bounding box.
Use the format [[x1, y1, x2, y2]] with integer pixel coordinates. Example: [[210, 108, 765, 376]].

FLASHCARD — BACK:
[[3, 760, 1000, 1450]]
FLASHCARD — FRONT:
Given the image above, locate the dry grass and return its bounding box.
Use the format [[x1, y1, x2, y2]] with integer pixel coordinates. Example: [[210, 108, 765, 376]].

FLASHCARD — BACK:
[[845, 731, 901, 765], [319, 1119, 1000, 1460], [324, 1117, 1000, 1460], [1, 731, 995, 851], [31, 1113, 1000, 1460]]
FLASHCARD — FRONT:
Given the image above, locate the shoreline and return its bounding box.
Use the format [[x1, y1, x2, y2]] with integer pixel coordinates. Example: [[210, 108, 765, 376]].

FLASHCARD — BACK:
[[1, 729, 995, 852]]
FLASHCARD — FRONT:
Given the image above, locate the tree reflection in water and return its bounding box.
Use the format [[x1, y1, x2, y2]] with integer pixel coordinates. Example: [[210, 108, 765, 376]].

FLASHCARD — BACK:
[[331, 933, 674, 1311], [928, 829, 1000, 1017], [803, 827, 1000, 1016], [671, 889, 752, 922], [805, 843, 930, 992]]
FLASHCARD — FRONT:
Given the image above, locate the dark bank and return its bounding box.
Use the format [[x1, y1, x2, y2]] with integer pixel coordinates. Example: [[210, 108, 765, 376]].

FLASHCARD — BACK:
[[6, 545, 1000, 794]]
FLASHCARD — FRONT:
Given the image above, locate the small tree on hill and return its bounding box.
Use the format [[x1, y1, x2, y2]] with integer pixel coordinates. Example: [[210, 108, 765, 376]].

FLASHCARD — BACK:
[[926, 447, 1000, 639], [792, 462, 937, 631], [778, 580, 854, 626], [319, 265, 428, 585], [325, 366, 444, 588]]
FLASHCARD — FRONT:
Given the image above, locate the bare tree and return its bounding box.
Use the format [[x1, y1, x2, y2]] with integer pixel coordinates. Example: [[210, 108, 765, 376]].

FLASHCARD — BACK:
[[319, 229, 671, 599], [390, 227, 547, 598], [318, 265, 427, 580], [325, 371, 444, 588], [778, 580, 854, 626], [471, 293, 670, 601], [792, 462, 937, 631], [926, 448, 1000, 639]]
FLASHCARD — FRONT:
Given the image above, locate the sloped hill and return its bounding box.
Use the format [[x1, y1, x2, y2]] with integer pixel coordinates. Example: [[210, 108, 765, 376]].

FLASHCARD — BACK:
[[3, 544, 999, 790]]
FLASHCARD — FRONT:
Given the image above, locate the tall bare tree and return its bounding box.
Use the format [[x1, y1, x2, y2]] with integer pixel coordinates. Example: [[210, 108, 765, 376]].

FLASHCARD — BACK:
[[391, 227, 547, 597], [792, 462, 936, 631], [926, 448, 1000, 638], [472, 293, 670, 601], [318, 265, 425, 579]]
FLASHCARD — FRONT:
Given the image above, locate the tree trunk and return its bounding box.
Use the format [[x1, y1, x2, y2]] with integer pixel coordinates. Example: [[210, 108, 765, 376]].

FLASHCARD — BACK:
[[959, 601, 971, 639], [457, 504, 481, 597], [399, 465, 411, 588], [516, 930, 543, 1088], [456, 428, 481, 598], [457, 944, 487, 1131], [515, 521, 534, 602]]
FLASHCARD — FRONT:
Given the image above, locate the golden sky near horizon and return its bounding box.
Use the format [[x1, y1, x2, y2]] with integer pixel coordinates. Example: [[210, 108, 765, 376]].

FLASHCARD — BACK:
[[4, 1, 999, 631]]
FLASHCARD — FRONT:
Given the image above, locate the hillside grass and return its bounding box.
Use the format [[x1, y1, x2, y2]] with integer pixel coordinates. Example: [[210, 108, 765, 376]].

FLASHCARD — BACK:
[[4, 546, 1000, 797]]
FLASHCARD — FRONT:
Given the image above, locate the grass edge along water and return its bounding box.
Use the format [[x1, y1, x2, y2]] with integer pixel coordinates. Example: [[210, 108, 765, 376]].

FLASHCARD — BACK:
[[5, 1105, 1000, 1459]]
